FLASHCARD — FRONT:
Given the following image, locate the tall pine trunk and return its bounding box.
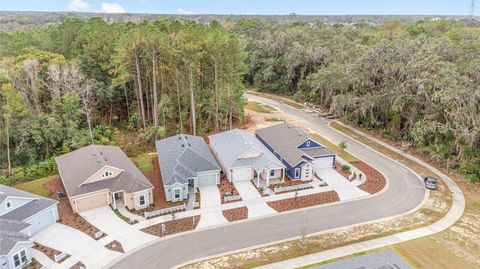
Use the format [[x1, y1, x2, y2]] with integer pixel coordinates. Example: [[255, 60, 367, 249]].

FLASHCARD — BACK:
[[188, 65, 196, 135], [152, 56, 158, 127], [134, 50, 147, 129], [6, 119, 11, 174], [214, 60, 220, 132], [175, 69, 184, 132]]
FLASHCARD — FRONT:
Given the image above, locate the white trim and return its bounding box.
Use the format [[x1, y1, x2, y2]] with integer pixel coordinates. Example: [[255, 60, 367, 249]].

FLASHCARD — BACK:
[[4, 241, 32, 257], [23, 203, 58, 223], [294, 168, 301, 179], [11, 248, 28, 268], [173, 188, 181, 200], [0, 196, 36, 210], [78, 165, 124, 187]]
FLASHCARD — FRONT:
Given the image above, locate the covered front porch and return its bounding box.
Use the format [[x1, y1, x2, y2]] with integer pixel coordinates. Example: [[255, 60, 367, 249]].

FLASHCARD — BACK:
[[253, 165, 286, 188]]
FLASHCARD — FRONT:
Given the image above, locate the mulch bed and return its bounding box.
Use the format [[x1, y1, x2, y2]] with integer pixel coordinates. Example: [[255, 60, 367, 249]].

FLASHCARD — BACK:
[[353, 161, 386, 194], [141, 215, 201, 237], [222, 207, 248, 222], [70, 261, 86, 269], [44, 177, 103, 240], [26, 259, 42, 269], [105, 240, 124, 253], [32, 243, 71, 263], [218, 177, 242, 204], [267, 191, 340, 212], [143, 157, 185, 210], [268, 177, 306, 192], [335, 162, 352, 179]]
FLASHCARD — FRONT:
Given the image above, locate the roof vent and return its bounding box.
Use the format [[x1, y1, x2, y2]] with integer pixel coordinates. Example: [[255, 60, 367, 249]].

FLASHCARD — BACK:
[[188, 143, 191, 147], [104, 158, 108, 161], [99, 151, 103, 155], [181, 144, 185, 147], [178, 136, 182, 140]]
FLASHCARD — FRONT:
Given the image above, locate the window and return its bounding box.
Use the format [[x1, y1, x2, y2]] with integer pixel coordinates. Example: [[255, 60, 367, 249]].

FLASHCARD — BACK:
[[174, 189, 181, 199], [6, 201, 11, 209], [139, 195, 145, 206], [294, 168, 301, 178], [102, 171, 113, 178], [13, 249, 27, 268], [270, 170, 275, 177], [306, 141, 311, 147]]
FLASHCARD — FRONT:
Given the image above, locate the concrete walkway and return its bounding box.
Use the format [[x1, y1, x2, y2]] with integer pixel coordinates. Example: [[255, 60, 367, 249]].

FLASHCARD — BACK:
[[31, 248, 58, 268], [81, 207, 157, 252], [33, 223, 121, 269], [254, 122, 465, 269], [196, 185, 228, 229], [315, 168, 369, 200], [234, 181, 277, 218]]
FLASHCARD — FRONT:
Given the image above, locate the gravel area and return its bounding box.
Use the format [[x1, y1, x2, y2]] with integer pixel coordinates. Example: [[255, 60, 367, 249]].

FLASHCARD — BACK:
[[267, 191, 340, 212], [222, 207, 248, 222], [353, 161, 386, 194], [141, 216, 201, 237]]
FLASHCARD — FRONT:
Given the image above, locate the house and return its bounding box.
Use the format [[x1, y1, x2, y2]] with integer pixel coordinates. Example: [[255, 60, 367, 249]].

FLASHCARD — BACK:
[[55, 145, 154, 213], [0, 184, 59, 269], [256, 123, 336, 181], [209, 129, 286, 187], [156, 134, 221, 202]]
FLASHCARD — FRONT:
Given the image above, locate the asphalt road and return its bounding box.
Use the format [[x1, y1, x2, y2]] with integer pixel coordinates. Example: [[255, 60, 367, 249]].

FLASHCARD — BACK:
[[110, 94, 426, 269]]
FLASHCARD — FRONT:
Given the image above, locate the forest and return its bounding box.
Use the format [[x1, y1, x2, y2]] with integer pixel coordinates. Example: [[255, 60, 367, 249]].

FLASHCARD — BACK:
[[1, 17, 479, 184]]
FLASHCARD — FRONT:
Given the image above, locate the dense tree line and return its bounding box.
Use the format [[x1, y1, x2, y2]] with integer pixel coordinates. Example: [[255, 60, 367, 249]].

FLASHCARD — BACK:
[[234, 19, 480, 182], [0, 18, 246, 182]]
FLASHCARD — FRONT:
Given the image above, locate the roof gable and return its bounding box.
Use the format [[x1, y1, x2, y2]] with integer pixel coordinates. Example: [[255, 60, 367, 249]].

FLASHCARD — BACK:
[[80, 165, 124, 187]]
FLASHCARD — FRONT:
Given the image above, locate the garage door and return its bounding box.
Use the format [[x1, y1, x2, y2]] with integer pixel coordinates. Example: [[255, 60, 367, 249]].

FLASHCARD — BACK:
[[197, 173, 218, 187], [27, 207, 57, 234], [314, 156, 335, 171], [232, 168, 252, 182], [75, 193, 109, 213]]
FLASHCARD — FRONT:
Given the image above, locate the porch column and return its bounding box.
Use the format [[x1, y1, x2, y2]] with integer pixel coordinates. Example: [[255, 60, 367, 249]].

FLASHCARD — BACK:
[[282, 169, 285, 182], [112, 193, 116, 209], [266, 169, 270, 186], [257, 170, 260, 186]]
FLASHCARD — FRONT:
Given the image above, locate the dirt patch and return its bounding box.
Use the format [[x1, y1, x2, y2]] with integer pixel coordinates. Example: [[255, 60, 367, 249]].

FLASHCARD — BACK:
[[222, 207, 248, 222], [218, 177, 241, 204], [105, 240, 124, 253], [44, 177, 102, 239], [353, 161, 386, 194], [69, 261, 86, 269], [268, 191, 340, 212], [142, 215, 201, 237], [143, 156, 185, 210]]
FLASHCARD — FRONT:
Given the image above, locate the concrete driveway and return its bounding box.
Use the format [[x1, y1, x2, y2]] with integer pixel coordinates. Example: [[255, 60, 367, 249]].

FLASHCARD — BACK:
[[196, 185, 228, 229], [80, 206, 157, 252], [33, 223, 120, 269], [316, 168, 369, 200], [234, 181, 277, 218]]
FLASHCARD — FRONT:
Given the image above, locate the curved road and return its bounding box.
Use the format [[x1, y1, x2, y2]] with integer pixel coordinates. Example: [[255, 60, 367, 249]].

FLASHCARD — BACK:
[[110, 94, 426, 269]]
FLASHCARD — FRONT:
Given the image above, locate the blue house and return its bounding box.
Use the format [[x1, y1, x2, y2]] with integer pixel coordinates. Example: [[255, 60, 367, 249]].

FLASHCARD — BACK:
[[256, 123, 336, 181]]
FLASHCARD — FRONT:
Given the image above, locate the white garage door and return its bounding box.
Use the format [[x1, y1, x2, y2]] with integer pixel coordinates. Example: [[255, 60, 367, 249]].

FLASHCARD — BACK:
[[232, 168, 252, 182], [27, 207, 57, 235], [198, 173, 218, 186], [314, 156, 335, 171]]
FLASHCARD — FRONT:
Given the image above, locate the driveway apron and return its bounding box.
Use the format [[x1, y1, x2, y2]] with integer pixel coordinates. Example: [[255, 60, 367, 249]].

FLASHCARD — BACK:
[[234, 181, 277, 218], [32, 223, 120, 269], [80, 206, 157, 252], [196, 185, 228, 229], [316, 168, 369, 200]]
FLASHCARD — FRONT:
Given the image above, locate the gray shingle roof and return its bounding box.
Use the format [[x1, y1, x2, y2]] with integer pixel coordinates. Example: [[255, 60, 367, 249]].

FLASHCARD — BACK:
[[55, 145, 153, 197], [0, 184, 39, 204], [156, 135, 221, 187], [256, 123, 334, 166], [0, 230, 31, 256], [2, 199, 56, 221], [209, 129, 285, 171]]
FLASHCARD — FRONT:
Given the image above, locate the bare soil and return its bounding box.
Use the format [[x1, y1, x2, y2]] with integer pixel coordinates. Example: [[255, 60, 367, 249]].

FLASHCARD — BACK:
[[69, 261, 86, 269], [222, 207, 248, 222], [142, 215, 201, 237], [44, 177, 102, 239], [218, 177, 241, 204]]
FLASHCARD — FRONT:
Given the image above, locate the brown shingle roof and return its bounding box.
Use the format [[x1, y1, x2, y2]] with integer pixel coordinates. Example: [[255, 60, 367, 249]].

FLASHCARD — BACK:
[[55, 145, 153, 197]]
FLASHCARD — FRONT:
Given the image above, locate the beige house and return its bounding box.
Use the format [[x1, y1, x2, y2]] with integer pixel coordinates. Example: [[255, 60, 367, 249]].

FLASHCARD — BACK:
[[55, 145, 154, 213]]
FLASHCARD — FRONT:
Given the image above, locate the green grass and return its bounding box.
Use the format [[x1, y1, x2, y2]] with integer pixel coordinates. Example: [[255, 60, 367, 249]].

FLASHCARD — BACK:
[[15, 176, 56, 197], [131, 154, 154, 172], [245, 101, 276, 113], [310, 133, 359, 163]]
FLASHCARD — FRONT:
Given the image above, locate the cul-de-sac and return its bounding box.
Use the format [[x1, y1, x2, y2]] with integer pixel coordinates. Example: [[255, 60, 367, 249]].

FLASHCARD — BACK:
[[1, 3, 480, 269]]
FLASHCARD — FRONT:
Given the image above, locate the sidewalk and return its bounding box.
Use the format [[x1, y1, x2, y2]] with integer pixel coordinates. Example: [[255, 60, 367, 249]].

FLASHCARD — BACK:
[[255, 123, 465, 269]]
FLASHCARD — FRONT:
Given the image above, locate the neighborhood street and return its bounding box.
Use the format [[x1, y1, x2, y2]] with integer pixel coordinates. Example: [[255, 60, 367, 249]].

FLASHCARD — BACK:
[[109, 94, 426, 269]]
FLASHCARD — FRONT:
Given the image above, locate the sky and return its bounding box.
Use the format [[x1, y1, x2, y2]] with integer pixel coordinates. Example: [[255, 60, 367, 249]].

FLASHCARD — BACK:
[[0, 0, 475, 16]]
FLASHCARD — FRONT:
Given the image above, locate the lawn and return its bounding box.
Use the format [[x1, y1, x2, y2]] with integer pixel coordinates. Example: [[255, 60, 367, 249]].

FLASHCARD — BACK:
[[131, 154, 154, 172], [245, 101, 276, 113], [15, 175, 56, 197], [309, 133, 359, 163]]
